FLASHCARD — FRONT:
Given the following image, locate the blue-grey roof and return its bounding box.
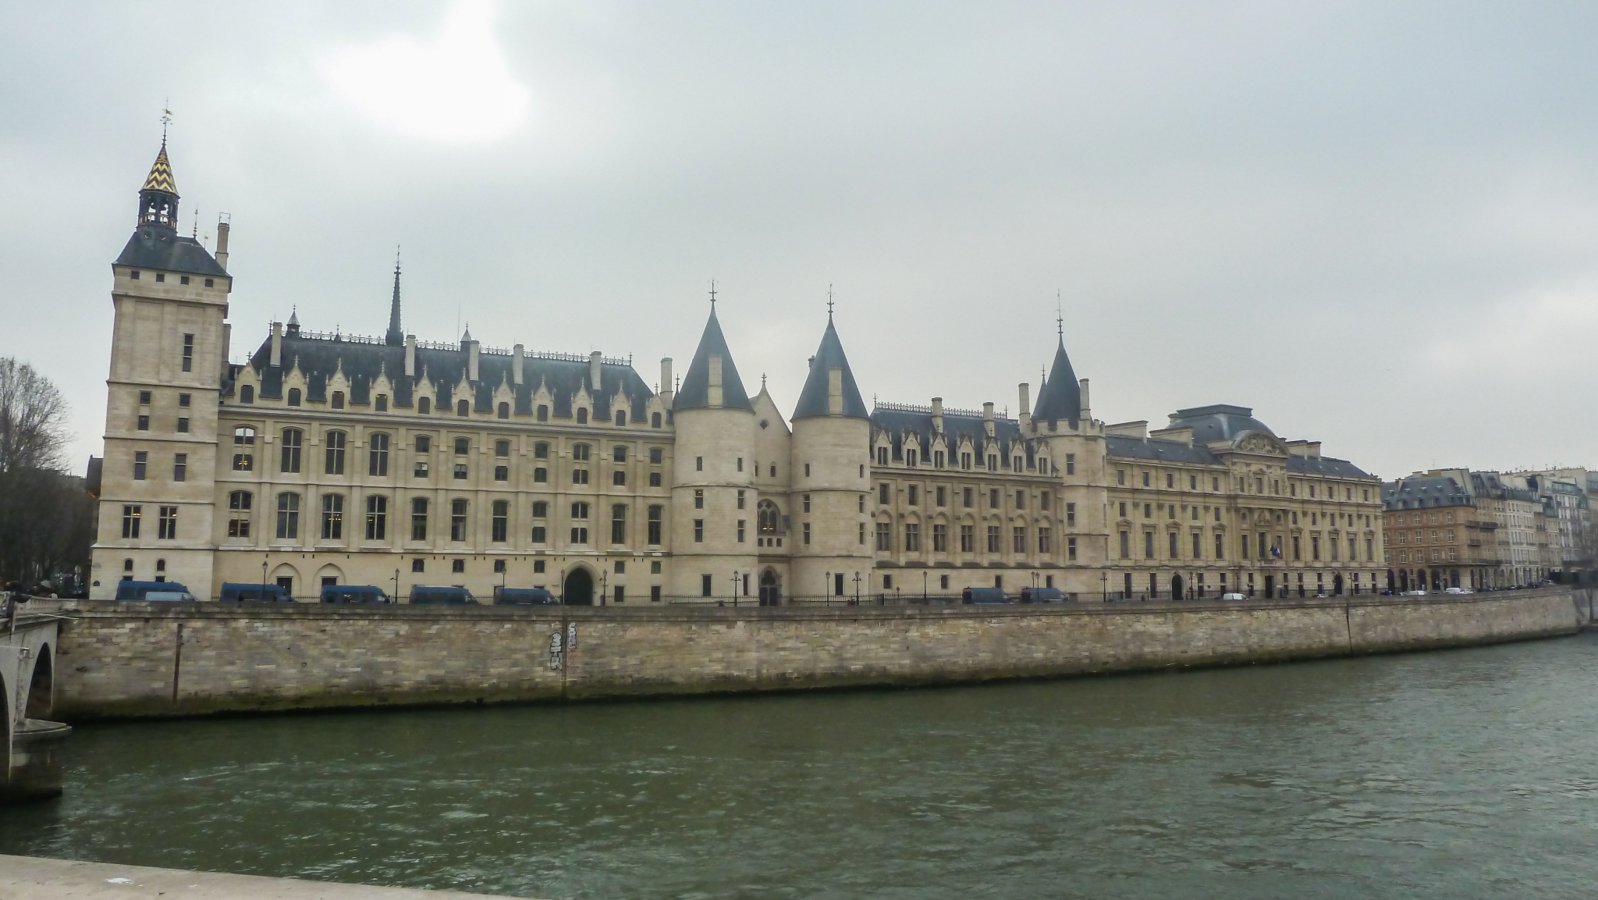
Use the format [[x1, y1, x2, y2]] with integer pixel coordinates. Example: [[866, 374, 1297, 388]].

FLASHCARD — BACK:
[[1287, 456, 1375, 479], [1383, 474, 1473, 509], [674, 308, 752, 412], [1106, 434, 1222, 466], [114, 229, 228, 276], [870, 407, 1035, 464], [237, 333, 655, 422], [1167, 404, 1275, 444], [792, 317, 868, 420], [1032, 339, 1081, 425]]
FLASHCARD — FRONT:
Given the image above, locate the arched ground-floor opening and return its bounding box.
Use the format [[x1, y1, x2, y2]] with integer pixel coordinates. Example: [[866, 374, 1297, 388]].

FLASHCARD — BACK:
[[562, 567, 594, 605], [758, 569, 781, 606], [24, 646, 53, 720]]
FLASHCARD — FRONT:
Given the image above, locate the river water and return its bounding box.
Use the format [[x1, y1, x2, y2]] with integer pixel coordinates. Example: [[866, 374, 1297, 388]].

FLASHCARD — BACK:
[[4, 633, 1597, 899]]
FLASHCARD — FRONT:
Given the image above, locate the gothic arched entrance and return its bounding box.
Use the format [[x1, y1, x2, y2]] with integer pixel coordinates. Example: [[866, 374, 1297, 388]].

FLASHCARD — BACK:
[[1170, 574, 1184, 601], [1333, 573, 1344, 596], [562, 568, 594, 606], [759, 569, 781, 606]]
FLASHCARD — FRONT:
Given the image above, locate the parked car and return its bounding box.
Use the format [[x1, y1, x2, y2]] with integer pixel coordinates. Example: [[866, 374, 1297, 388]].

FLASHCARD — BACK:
[[219, 582, 295, 603], [961, 587, 1009, 605], [493, 587, 558, 606], [1400, 589, 1428, 597], [115, 580, 194, 601], [1020, 587, 1068, 603], [1219, 592, 1248, 601], [1443, 587, 1474, 595], [409, 585, 479, 606], [320, 585, 392, 604]]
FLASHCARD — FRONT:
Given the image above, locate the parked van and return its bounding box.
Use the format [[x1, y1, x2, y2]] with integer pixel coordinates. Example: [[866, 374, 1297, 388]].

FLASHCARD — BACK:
[[143, 590, 197, 602], [320, 585, 392, 604], [961, 587, 1009, 605], [115, 580, 194, 601], [1020, 587, 1067, 603], [219, 582, 295, 603], [493, 587, 558, 606], [409, 585, 478, 606]]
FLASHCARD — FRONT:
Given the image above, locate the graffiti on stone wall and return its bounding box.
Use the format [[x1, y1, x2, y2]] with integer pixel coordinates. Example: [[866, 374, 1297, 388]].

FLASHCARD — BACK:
[[548, 632, 563, 671]]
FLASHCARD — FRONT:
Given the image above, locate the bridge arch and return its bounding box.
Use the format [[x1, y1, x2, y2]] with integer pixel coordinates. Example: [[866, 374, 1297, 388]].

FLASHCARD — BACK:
[[25, 644, 54, 720]]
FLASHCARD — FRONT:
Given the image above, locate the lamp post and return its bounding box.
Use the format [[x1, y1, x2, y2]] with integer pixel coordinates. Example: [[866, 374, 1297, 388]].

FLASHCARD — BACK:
[[393, 568, 399, 604], [261, 556, 268, 604], [730, 571, 739, 608], [852, 571, 861, 605], [824, 571, 831, 607], [922, 570, 928, 603], [1101, 571, 1107, 603]]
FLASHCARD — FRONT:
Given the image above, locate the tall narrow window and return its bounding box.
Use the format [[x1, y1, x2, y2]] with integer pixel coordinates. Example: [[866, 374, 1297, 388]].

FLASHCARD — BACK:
[[280, 428, 303, 473], [172, 452, 187, 482], [133, 450, 147, 480], [411, 497, 428, 540], [181, 333, 194, 372], [228, 491, 252, 538], [121, 504, 142, 538], [611, 504, 627, 544], [158, 506, 178, 539], [365, 495, 387, 540], [648, 505, 663, 545], [450, 499, 468, 541], [324, 430, 346, 475], [368, 433, 390, 476], [491, 500, 509, 542], [321, 494, 344, 540], [276, 493, 300, 539]]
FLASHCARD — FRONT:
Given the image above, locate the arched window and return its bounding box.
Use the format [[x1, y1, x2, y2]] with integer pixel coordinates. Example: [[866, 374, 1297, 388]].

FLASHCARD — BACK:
[[456, 399, 469, 417], [615, 410, 627, 426], [651, 412, 662, 428], [537, 404, 549, 422], [577, 408, 589, 424], [497, 402, 510, 420], [240, 385, 255, 404], [331, 391, 345, 409], [287, 388, 302, 407], [758, 499, 784, 535], [418, 396, 431, 415]]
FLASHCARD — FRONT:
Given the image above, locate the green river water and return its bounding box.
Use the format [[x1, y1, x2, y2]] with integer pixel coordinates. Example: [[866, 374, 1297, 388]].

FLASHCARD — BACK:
[[3, 633, 1597, 899]]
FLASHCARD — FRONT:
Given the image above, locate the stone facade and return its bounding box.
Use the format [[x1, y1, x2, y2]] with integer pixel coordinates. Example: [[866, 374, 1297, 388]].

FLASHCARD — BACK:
[[90, 138, 1387, 604]]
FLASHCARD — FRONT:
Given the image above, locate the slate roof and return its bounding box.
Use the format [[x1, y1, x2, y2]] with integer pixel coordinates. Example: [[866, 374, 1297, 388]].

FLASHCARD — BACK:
[[870, 407, 1038, 466], [792, 316, 868, 420], [1032, 339, 1081, 424], [237, 333, 656, 422], [674, 308, 752, 412], [1106, 434, 1221, 466], [1287, 456, 1376, 479], [114, 229, 228, 276], [1383, 474, 1473, 509], [1166, 404, 1276, 444]]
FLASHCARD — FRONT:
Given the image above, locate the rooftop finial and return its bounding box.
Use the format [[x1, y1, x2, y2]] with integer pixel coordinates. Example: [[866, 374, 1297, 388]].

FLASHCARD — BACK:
[[385, 246, 404, 346], [160, 102, 172, 145], [827, 283, 835, 320], [1055, 289, 1064, 339], [709, 279, 717, 308]]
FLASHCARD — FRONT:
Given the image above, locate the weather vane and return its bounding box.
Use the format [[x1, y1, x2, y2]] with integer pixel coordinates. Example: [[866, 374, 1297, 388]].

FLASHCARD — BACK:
[[161, 101, 172, 143]]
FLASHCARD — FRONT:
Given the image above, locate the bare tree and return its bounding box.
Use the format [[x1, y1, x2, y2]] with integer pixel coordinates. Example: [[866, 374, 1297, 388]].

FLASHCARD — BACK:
[[0, 357, 80, 586]]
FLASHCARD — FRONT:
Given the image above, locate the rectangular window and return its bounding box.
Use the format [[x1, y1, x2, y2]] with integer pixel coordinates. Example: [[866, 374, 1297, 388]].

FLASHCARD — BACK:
[[1066, 502, 1076, 527], [1192, 532, 1201, 558], [611, 504, 627, 544], [181, 333, 194, 372], [1012, 526, 1026, 553], [172, 452, 187, 482], [989, 488, 1000, 509], [1015, 490, 1025, 510], [876, 522, 891, 551], [176, 416, 189, 433], [365, 495, 387, 540], [649, 447, 663, 464], [738, 519, 747, 543], [276, 494, 300, 539], [803, 522, 812, 545], [280, 429, 303, 473], [368, 433, 390, 476], [133, 450, 147, 480], [904, 523, 919, 552], [531, 525, 547, 544], [321, 494, 344, 540], [450, 499, 469, 541], [1065, 453, 1075, 475], [906, 486, 917, 506], [1145, 531, 1155, 558], [936, 486, 946, 507], [121, 504, 142, 538], [648, 505, 663, 545], [878, 483, 889, 504], [1067, 536, 1077, 561], [960, 524, 974, 553], [410, 497, 428, 541], [694, 518, 704, 542], [136, 414, 150, 431], [1120, 531, 1129, 557], [1169, 531, 1178, 558], [740, 489, 748, 510], [1038, 527, 1051, 554], [1216, 532, 1224, 558], [987, 525, 1001, 553], [933, 523, 948, 552], [158, 505, 178, 539], [324, 431, 346, 475]]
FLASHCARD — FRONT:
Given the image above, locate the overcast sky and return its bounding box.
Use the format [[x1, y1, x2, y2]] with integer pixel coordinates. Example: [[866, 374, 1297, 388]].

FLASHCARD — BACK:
[[3, 1, 1596, 481]]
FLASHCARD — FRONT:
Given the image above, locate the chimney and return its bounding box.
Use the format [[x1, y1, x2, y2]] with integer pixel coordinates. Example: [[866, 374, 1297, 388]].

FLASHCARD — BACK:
[[1018, 383, 1032, 431], [589, 351, 603, 394], [659, 357, 674, 405], [405, 334, 417, 378], [827, 367, 843, 415], [512, 344, 524, 385], [983, 401, 995, 437], [467, 340, 480, 383], [214, 216, 230, 270], [269, 322, 282, 368], [931, 397, 944, 433], [1079, 378, 1091, 422]]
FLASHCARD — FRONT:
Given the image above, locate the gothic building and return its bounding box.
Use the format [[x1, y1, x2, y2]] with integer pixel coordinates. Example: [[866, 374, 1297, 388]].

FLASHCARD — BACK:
[[91, 138, 1387, 603]]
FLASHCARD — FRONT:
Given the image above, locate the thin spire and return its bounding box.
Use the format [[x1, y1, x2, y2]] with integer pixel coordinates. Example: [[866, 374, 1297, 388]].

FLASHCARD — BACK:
[[385, 245, 404, 346], [1055, 289, 1064, 339], [827, 283, 835, 320], [709, 279, 718, 308], [161, 102, 172, 145]]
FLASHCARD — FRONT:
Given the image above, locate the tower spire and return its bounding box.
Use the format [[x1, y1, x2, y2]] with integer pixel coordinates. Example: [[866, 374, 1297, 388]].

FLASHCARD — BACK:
[[385, 246, 404, 346], [137, 112, 179, 229]]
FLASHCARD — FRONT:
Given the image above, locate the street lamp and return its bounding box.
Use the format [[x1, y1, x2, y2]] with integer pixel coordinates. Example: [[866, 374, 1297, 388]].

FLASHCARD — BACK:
[[730, 571, 739, 608], [1101, 571, 1108, 603], [824, 571, 831, 606], [852, 571, 861, 605], [922, 570, 928, 603], [261, 556, 268, 604], [393, 568, 400, 604]]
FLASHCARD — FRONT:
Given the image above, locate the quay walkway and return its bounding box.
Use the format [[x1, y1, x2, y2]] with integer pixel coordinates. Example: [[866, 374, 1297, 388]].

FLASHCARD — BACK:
[[0, 854, 518, 899]]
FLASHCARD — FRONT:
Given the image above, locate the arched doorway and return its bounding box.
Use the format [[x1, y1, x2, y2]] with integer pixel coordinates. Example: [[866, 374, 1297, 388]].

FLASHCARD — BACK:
[[1398, 570, 1409, 592], [1170, 574, 1183, 601], [562, 568, 594, 606], [759, 569, 781, 606], [1332, 573, 1344, 596]]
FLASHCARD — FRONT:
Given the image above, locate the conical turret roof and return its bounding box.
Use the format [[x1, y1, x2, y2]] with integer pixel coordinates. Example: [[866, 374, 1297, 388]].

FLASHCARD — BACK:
[[142, 143, 178, 195], [1032, 338, 1081, 425], [674, 307, 752, 411], [792, 315, 868, 420]]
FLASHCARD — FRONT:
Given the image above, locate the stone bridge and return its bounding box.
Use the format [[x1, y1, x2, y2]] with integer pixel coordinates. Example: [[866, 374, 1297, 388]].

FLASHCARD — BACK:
[[2, 610, 69, 802]]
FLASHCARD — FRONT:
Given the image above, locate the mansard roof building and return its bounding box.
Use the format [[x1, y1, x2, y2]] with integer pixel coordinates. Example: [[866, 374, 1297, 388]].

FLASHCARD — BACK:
[[91, 138, 1386, 604]]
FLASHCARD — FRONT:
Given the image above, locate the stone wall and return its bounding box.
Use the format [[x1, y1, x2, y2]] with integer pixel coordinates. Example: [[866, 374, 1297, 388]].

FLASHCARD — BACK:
[[45, 589, 1582, 720]]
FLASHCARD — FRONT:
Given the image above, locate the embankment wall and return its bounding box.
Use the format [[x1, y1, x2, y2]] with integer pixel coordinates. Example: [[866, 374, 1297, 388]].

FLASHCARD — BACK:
[[43, 589, 1584, 720]]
